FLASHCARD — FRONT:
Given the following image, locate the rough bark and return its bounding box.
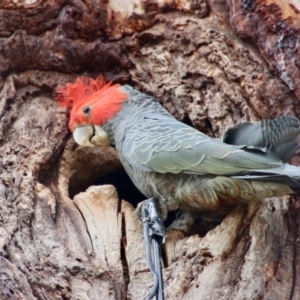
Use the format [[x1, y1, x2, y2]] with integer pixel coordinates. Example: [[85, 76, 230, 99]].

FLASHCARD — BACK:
[[1, 0, 300, 299]]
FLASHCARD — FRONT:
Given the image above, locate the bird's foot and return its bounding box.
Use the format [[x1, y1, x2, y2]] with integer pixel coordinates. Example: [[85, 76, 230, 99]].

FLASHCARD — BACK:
[[140, 198, 165, 299], [136, 198, 168, 240], [136, 198, 168, 221]]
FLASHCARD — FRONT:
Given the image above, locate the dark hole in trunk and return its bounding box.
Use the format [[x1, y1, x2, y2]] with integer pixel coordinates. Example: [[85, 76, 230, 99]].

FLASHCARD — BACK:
[[92, 168, 146, 207], [67, 158, 222, 236]]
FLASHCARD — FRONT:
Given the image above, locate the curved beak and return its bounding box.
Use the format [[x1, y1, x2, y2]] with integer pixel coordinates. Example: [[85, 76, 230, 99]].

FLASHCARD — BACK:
[[73, 125, 111, 147], [73, 126, 94, 147]]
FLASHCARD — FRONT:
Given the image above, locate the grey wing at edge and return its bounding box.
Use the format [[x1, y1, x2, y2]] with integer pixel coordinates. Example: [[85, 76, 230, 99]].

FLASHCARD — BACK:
[[122, 115, 284, 176], [221, 115, 300, 162]]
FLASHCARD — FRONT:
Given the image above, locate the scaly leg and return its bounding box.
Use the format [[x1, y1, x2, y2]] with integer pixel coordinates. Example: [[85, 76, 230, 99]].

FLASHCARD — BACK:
[[141, 198, 165, 300]]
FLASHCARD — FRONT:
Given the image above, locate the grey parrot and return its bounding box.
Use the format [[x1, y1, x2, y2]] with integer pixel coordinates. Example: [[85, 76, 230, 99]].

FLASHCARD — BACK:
[[56, 77, 300, 231]]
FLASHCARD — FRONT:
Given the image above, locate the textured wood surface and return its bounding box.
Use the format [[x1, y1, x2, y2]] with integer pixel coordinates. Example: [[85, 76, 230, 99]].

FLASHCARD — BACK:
[[0, 0, 300, 299]]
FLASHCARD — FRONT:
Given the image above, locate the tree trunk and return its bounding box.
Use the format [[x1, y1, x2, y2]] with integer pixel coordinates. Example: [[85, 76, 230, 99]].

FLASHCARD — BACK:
[[1, 0, 300, 299]]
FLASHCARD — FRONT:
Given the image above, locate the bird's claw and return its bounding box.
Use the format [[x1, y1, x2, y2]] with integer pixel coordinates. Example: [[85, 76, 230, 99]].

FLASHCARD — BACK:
[[138, 198, 167, 241], [140, 198, 165, 299], [136, 199, 168, 221]]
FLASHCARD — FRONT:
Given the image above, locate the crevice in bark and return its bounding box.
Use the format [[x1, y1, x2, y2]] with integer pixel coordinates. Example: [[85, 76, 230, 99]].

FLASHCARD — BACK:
[[289, 205, 298, 300], [121, 212, 130, 296], [38, 155, 63, 187], [181, 114, 195, 128], [161, 243, 169, 268], [289, 246, 296, 300], [73, 199, 94, 254]]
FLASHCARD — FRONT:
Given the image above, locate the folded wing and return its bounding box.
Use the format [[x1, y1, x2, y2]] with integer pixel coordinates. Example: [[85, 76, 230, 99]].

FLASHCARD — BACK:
[[122, 115, 284, 175]]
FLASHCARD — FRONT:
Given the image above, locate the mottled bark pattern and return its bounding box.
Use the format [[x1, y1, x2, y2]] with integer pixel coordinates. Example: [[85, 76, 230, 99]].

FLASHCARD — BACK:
[[0, 0, 300, 299]]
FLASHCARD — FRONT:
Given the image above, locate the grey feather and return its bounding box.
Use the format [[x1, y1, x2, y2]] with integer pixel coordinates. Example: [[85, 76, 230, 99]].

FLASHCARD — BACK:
[[123, 115, 283, 175], [221, 115, 300, 162], [101, 85, 300, 215]]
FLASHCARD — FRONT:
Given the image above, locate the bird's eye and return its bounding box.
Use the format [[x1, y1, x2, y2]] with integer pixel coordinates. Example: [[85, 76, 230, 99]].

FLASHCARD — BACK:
[[83, 106, 91, 114]]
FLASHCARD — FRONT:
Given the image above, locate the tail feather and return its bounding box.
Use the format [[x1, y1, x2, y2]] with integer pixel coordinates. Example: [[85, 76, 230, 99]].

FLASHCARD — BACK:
[[221, 115, 300, 162], [231, 163, 300, 192]]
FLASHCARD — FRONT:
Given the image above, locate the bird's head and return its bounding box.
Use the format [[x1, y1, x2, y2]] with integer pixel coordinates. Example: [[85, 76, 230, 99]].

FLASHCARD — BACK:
[[56, 77, 127, 147]]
